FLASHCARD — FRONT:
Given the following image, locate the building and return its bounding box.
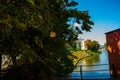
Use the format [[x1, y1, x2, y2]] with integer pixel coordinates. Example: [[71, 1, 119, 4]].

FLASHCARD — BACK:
[[81, 39, 86, 50], [77, 38, 86, 50], [105, 28, 120, 78]]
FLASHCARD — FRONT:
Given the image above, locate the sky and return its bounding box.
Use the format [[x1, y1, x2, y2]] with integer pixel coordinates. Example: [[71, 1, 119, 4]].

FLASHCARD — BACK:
[[75, 0, 120, 45]]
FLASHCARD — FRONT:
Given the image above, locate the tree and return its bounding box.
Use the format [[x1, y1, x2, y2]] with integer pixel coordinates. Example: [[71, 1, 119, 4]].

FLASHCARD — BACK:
[[85, 39, 93, 50], [85, 39, 100, 52], [91, 40, 100, 52], [104, 43, 107, 49], [0, 0, 94, 80]]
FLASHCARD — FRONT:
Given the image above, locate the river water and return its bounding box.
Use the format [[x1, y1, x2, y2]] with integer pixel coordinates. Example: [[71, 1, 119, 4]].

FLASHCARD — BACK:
[[71, 50, 110, 79]]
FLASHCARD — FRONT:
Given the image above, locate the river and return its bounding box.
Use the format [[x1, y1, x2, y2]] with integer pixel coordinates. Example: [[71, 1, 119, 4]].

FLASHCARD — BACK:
[[71, 50, 110, 79]]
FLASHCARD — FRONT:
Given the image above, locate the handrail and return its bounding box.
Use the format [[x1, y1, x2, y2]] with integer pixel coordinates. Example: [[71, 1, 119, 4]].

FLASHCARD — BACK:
[[71, 64, 111, 79], [76, 63, 109, 66], [73, 69, 109, 71]]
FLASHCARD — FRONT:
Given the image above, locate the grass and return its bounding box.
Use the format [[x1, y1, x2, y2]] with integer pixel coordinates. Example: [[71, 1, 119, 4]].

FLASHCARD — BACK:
[[72, 50, 90, 65], [71, 50, 101, 66]]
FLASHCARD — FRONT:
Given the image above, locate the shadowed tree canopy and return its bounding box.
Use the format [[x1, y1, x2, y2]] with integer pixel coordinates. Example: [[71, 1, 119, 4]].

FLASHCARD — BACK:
[[85, 39, 99, 52], [0, 0, 94, 80]]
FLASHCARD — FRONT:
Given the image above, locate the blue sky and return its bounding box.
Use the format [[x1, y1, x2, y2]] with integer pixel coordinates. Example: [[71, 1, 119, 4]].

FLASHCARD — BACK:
[[75, 0, 120, 45]]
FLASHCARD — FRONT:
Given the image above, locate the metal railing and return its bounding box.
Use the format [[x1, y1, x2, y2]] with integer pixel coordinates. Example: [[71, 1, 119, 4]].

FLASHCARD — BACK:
[[71, 64, 111, 79]]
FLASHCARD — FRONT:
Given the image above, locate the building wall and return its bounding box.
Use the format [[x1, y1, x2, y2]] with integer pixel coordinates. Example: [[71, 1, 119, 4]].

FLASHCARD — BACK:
[[81, 39, 86, 50], [105, 29, 120, 78]]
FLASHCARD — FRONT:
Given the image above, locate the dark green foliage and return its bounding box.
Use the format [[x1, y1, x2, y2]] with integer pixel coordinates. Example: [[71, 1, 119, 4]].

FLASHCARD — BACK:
[[0, 0, 94, 79], [3, 61, 54, 80], [91, 40, 100, 52], [104, 43, 107, 49], [85, 40, 100, 52]]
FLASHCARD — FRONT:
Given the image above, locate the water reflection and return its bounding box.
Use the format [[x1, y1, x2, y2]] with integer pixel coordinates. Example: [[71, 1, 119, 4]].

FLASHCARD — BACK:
[[84, 54, 100, 65], [71, 50, 110, 79]]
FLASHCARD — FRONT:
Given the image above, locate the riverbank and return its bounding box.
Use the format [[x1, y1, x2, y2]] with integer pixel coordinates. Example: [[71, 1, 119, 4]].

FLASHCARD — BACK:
[[72, 50, 101, 66], [71, 50, 110, 79], [72, 50, 90, 66]]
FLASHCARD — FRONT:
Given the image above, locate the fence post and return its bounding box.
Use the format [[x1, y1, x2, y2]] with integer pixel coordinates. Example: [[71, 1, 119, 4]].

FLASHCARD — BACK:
[[80, 65, 83, 80]]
